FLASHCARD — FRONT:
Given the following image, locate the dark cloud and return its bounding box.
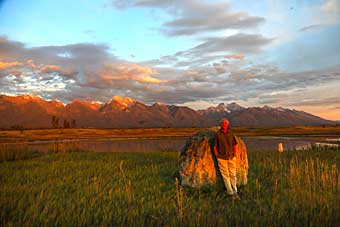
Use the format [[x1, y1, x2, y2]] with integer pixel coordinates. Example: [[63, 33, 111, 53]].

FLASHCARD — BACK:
[[299, 24, 324, 32], [255, 69, 340, 108], [134, 0, 174, 8], [111, 0, 265, 36], [285, 97, 340, 107], [142, 33, 272, 70], [39, 65, 78, 78], [166, 62, 340, 104], [139, 50, 340, 104], [185, 33, 273, 56], [0, 37, 117, 101], [0, 36, 113, 72], [0, 37, 167, 103]]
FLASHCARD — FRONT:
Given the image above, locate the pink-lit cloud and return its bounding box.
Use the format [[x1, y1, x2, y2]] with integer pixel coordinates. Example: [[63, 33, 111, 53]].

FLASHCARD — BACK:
[[99, 63, 164, 84], [39, 64, 77, 78], [26, 60, 37, 69], [7, 69, 22, 76], [0, 60, 23, 69], [224, 54, 245, 60]]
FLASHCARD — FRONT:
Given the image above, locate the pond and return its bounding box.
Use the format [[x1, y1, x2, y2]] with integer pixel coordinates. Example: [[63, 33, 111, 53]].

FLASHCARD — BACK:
[[1, 136, 339, 153]]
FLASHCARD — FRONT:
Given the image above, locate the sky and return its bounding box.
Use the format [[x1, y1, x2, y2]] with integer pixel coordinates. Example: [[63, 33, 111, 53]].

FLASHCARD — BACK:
[[0, 0, 339, 120]]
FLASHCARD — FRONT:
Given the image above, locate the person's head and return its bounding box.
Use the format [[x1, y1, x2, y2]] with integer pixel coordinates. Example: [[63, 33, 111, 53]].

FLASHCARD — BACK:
[[220, 118, 229, 132]]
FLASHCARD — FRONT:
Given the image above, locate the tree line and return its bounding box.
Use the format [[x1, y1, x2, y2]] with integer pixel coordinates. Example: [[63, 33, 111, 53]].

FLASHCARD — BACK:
[[51, 116, 76, 128]]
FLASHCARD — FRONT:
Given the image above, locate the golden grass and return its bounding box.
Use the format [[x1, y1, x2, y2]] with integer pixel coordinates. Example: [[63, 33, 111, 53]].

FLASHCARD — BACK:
[[0, 128, 204, 143], [1, 149, 339, 226], [0, 125, 339, 143]]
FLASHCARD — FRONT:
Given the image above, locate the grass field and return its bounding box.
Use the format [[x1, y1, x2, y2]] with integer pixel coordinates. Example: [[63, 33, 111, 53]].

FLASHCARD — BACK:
[[1, 125, 340, 143], [1, 146, 339, 226]]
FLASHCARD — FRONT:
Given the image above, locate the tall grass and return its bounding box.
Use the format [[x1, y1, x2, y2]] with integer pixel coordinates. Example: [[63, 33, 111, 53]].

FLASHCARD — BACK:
[[0, 141, 88, 162], [0, 147, 339, 226], [0, 143, 42, 162]]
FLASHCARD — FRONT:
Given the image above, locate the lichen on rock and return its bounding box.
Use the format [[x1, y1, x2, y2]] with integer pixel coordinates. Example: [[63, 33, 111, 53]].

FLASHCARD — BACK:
[[179, 129, 248, 188]]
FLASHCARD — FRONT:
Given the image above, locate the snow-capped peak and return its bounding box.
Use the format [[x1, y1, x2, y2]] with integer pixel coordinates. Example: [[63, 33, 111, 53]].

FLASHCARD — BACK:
[[226, 102, 244, 112], [109, 96, 134, 107], [152, 102, 167, 107], [216, 103, 230, 112], [204, 102, 245, 113], [22, 94, 42, 100]]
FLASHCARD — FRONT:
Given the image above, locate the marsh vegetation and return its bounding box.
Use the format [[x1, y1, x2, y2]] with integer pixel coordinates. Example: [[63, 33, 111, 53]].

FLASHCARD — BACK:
[[1, 144, 339, 226]]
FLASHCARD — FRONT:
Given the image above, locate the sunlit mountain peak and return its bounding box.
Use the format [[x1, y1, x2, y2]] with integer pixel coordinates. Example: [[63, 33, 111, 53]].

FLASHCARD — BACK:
[[109, 96, 134, 107]]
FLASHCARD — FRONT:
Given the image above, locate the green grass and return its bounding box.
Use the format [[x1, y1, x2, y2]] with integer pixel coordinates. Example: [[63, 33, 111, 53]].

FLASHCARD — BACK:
[[0, 148, 339, 226]]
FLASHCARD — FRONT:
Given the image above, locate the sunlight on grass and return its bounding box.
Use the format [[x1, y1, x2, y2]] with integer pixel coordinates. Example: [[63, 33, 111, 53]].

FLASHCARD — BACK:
[[0, 147, 339, 226]]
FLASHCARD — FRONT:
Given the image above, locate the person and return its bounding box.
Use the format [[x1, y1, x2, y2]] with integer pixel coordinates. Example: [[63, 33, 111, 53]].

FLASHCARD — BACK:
[[213, 118, 240, 200]]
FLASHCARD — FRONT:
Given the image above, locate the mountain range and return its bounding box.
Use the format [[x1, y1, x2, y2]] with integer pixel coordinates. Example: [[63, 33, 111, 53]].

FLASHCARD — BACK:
[[0, 94, 335, 129]]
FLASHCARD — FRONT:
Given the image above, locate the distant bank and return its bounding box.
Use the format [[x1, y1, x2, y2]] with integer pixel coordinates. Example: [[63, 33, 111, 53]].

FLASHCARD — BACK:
[[1, 126, 340, 143]]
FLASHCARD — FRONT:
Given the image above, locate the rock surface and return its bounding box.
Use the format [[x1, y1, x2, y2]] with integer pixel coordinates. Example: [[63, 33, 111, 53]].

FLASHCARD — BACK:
[[179, 129, 248, 188]]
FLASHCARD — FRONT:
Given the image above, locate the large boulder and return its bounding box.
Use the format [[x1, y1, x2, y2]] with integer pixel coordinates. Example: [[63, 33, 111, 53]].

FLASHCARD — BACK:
[[179, 129, 248, 188]]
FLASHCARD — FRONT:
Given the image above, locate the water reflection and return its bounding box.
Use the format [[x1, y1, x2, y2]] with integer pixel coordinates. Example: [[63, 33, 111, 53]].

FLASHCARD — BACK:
[[242, 137, 312, 151], [1, 136, 339, 153], [2, 138, 187, 153]]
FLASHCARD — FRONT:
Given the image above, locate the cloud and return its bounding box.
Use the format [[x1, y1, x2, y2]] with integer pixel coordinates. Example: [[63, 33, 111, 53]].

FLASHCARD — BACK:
[[256, 88, 340, 120], [111, 1, 272, 76], [39, 65, 77, 78], [0, 36, 113, 68], [224, 54, 245, 60], [0, 37, 115, 101], [0, 60, 23, 69], [1, 1, 339, 121], [321, 0, 340, 13], [139, 46, 339, 104], [271, 24, 340, 72], [303, 0, 340, 27], [160, 60, 340, 105], [299, 24, 324, 32], [177, 33, 273, 59], [1, 35, 339, 111], [99, 63, 164, 84], [212, 63, 226, 74], [0, 36, 118, 83], [255, 75, 340, 109], [0, 59, 76, 81], [287, 97, 340, 107], [7, 69, 22, 76], [112, 0, 265, 36], [0, 60, 25, 77], [0, 37, 170, 102], [26, 60, 37, 69]]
